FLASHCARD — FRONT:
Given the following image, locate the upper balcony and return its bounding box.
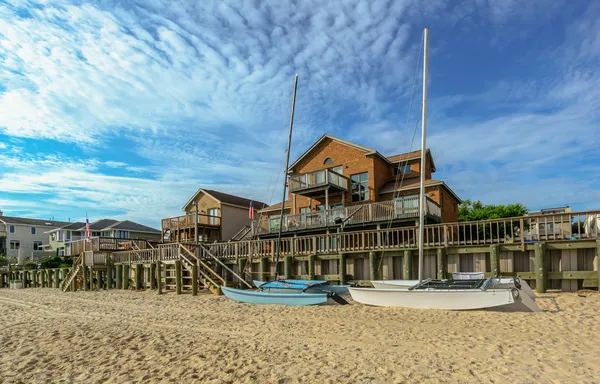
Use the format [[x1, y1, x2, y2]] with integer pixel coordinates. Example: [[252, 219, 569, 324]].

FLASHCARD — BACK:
[[252, 196, 441, 235], [161, 213, 221, 232], [288, 169, 348, 197]]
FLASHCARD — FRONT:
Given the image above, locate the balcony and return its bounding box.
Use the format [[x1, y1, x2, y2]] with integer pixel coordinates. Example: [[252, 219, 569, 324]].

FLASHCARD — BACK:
[[289, 169, 348, 197], [253, 196, 441, 235], [161, 213, 221, 232]]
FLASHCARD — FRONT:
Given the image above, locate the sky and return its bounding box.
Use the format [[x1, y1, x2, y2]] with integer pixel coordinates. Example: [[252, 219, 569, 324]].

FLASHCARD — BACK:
[[0, 0, 599, 228]]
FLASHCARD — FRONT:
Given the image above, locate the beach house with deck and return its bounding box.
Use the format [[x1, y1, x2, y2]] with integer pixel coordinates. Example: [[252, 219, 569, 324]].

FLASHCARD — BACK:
[[254, 134, 461, 237]]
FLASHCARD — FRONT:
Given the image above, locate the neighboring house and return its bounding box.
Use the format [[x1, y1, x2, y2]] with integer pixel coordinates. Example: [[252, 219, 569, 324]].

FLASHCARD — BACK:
[[161, 189, 267, 243], [0, 211, 69, 264], [527, 206, 573, 239], [255, 134, 461, 236], [46, 219, 162, 256]]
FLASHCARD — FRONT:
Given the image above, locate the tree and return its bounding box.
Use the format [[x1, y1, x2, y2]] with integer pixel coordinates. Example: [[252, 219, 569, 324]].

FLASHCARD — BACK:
[[459, 200, 528, 222]]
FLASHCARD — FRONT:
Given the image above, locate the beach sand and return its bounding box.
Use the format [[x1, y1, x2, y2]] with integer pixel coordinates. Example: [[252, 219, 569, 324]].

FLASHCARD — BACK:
[[0, 288, 599, 383]]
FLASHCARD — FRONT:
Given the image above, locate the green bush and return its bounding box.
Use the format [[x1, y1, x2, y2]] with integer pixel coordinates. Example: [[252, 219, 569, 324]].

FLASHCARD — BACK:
[[0, 255, 7, 267], [40, 256, 63, 269], [23, 261, 38, 270]]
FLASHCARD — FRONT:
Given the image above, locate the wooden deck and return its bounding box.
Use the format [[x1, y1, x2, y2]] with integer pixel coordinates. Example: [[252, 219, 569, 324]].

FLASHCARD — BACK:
[[161, 213, 221, 232]]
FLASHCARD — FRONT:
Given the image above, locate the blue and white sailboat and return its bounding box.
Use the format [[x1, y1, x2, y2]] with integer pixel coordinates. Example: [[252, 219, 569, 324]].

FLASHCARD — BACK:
[[221, 74, 348, 306]]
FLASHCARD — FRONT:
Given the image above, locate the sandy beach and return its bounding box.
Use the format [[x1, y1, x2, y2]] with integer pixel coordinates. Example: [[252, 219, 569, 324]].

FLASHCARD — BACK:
[[0, 289, 599, 383]]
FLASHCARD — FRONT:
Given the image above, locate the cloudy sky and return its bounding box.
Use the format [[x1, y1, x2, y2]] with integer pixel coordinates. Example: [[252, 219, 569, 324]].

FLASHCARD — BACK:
[[0, 0, 599, 228]]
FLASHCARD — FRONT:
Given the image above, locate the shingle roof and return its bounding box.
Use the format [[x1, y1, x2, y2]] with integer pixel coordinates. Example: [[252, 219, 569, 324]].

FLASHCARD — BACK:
[[107, 220, 160, 233], [89, 219, 119, 230], [184, 189, 267, 210], [59, 222, 86, 230], [386, 149, 436, 172], [258, 200, 292, 212], [0, 215, 69, 227]]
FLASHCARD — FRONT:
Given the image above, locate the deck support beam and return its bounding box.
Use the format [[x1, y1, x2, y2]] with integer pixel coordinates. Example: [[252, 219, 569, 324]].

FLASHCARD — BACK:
[[150, 264, 156, 290], [490, 245, 500, 278], [369, 251, 378, 281], [191, 264, 198, 296], [308, 255, 316, 280], [404, 250, 413, 280], [107, 266, 113, 289], [82, 267, 88, 291], [339, 254, 348, 285], [54, 269, 60, 289], [437, 248, 447, 280], [48, 269, 54, 288], [260, 257, 269, 282], [535, 242, 547, 293], [32, 270, 38, 288], [135, 264, 143, 290], [123, 265, 130, 290], [156, 262, 162, 295], [175, 260, 182, 295], [284, 256, 292, 279], [115, 265, 122, 289], [237, 258, 247, 286]]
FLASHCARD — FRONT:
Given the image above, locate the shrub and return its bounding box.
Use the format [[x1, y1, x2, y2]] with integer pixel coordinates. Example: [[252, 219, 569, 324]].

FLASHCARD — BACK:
[[40, 256, 63, 269], [0, 255, 8, 267], [23, 261, 38, 270]]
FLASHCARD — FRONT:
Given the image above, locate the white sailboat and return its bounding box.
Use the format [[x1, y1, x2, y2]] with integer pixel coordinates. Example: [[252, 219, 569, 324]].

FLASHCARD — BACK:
[[347, 28, 541, 312]]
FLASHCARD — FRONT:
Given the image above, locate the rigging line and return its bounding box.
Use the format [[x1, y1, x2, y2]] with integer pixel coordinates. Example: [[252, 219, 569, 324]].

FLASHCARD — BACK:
[[377, 30, 424, 270]]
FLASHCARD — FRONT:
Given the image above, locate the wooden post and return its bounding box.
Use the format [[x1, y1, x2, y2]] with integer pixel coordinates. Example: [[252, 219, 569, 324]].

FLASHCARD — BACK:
[[369, 251, 378, 281], [191, 264, 198, 296], [150, 263, 156, 290], [107, 266, 113, 289], [436, 248, 447, 280], [123, 265, 130, 290], [156, 262, 163, 295], [308, 255, 316, 279], [490, 245, 500, 278], [284, 256, 292, 279], [48, 269, 54, 288], [115, 265, 122, 290], [22, 271, 28, 288], [88, 267, 94, 290], [70, 268, 76, 292], [82, 266, 88, 291], [31, 270, 37, 288], [339, 253, 348, 285], [174, 260, 182, 294], [237, 258, 247, 286], [260, 257, 269, 282], [135, 264, 143, 290], [54, 269, 60, 288], [404, 250, 413, 280], [534, 242, 547, 293]]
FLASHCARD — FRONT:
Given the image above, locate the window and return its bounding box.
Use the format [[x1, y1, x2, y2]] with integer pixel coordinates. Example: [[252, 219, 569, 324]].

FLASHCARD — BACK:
[[115, 230, 129, 239], [66, 231, 71, 241], [92, 231, 101, 237], [9, 225, 15, 233], [393, 164, 411, 176], [331, 165, 342, 175], [9, 240, 20, 250], [58, 231, 64, 241], [316, 205, 325, 211], [208, 208, 219, 225], [351, 172, 369, 202], [31, 227, 36, 235], [33, 241, 43, 251], [299, 207, 311, 214], [323, 157, 333, 165]]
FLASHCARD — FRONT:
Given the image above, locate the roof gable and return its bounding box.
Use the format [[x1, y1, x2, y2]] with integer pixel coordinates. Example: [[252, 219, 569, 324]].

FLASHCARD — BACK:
[[0, 215, 69, 227], [386, 149, 436, 172], [183, 188, 267, 211]]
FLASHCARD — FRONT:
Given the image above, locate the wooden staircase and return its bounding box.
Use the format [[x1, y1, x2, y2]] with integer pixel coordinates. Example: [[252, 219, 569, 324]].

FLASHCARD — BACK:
[[61, 254, 84, 292], [179, 244, 225, 296]]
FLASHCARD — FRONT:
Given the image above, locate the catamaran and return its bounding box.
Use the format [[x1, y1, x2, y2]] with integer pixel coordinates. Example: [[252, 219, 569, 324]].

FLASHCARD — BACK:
[[347, 28, 541, 312], [221, 74, 348, 306]]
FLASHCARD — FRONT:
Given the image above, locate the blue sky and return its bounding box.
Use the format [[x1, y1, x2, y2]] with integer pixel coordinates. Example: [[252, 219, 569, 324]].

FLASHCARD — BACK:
[[0, 0, 599, 228]]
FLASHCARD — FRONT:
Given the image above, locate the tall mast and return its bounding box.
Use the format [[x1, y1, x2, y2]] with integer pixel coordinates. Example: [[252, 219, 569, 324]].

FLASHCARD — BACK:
[[418, 28, 428, 283], [273, 74, 299, 281]]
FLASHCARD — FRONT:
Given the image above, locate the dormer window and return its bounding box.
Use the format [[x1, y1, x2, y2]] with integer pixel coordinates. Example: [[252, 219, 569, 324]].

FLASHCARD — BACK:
[[323, 157, 333, 165]]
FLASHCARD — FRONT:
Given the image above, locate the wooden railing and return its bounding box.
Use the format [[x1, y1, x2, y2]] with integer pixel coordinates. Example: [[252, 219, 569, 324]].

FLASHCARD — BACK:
[[253, 197, 441, 234], [68, 237, 153, 257], [161, 213, 221, 231], [112, 243, 179, 264], [289, 169, 349, 192]]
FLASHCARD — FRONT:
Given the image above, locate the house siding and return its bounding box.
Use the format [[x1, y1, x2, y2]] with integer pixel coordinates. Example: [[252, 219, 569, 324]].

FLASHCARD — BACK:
[[221, 204, 254, 241], [1, 223, 58, 263]]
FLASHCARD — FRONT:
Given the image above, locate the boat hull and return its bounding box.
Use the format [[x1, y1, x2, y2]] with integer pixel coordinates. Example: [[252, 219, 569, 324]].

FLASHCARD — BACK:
[[370, 278, 537, 301], [253, 280, 349, 295], [221, 286, 328, 306], [348, 287, 541, 312]]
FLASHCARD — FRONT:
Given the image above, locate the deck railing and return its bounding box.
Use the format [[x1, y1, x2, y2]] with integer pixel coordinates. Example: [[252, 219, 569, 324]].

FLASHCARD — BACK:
[[289, 169, 349, 192], [253, 197, 441, 234], [68, 237, 152, 256], [161, 213, 221, 232]]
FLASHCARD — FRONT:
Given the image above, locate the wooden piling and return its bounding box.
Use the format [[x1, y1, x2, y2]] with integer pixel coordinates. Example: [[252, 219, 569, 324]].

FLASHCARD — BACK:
[[82, 266, 88, 291], [54, 269, 60, 288], [191, 264, 198, 296], [284, 256, 292, 279], [107, 266, 113, 289], [369, 251, 378, 281], [150, 264, 156, 290], [490, 245, 500, 278], [48, 269, 54, 288], [174, 260, 182, 295], [135, 264, 143, 290], [308, 255, 316, 280], [156, 262, 162, 295], [123, 265, 130, 290], [437, 248, 447, 280], [115, 265, 122, 289], [22, 271, 28, 288], [404, 250, 413, 279], [260, 257, 269, 281], [339, 254, 348, 285], [237, 258, 247, 285], [535, 242, 547, 293]]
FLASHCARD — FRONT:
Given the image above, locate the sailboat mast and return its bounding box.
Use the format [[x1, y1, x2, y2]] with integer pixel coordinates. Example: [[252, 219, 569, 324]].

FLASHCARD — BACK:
[[418, 28, 428, 283], [273, 74, 299, 282]]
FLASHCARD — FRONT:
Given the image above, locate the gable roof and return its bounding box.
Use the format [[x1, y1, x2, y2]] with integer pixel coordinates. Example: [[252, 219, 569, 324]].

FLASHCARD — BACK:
[[0, 215, 69, 228], [288, 134, 393, 172], [105, 220, 160, 233], [258, 200, 292, 213], [379, 178, 462, 203], [386, 149, 436, 172], [182, 188, 268, 211], [48, 219, 160, 234]]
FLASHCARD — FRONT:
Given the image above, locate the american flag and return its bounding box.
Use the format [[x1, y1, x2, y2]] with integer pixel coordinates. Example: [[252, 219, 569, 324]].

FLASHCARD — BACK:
[[85, 218, 90, 238], [249, 201, 255, 219]]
